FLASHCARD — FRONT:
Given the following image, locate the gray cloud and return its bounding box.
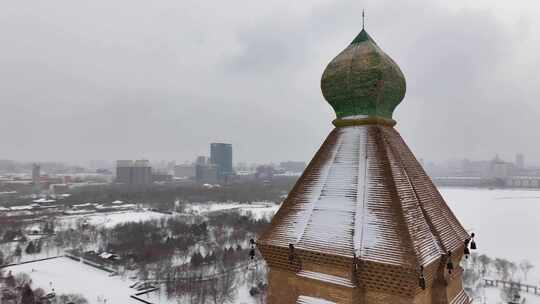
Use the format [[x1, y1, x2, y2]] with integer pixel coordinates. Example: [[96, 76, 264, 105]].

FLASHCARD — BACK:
[[0, 0, 538, 165]]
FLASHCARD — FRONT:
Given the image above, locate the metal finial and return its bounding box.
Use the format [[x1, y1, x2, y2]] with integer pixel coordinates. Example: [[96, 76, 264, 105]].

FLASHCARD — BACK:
[[362, 10, 365, 29]]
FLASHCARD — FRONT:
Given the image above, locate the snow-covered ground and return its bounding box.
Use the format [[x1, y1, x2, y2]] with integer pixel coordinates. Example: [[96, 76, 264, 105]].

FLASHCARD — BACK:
[[442, 188, 540, 283], [5, 188, 540, 304], [442, 188, 540, 303], [480, 286, 540, 304], [5, 257, 139, 304], [54, 202, 278, 230], [57, 210, 175, 229], [185, 201, 279, 220]]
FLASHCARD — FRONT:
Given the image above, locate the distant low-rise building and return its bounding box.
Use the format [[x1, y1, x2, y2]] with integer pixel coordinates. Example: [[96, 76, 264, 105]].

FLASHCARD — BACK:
[[174, 164, 196, 179], [255, 165, 274, 180], [50, 184, 70, 194], [506, 176, 540, 188], [279, 161, 306, 173], [153, 172, 173, 182], [489, 155, 514, 179], [196, 164, 218, 184]]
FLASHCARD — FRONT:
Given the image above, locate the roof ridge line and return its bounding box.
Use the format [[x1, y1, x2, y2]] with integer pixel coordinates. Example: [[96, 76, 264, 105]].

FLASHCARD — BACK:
[[378, 126, 443, 265], [354, 127, 368, 258], [390, 129, 467, 251], [258, 130, 340, 245], [295, 130, 345, 246], [374, 126, 421, 267]]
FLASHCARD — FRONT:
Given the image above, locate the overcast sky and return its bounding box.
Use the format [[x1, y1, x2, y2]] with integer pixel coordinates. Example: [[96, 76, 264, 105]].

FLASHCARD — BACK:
[[1, 0, 540, 165]]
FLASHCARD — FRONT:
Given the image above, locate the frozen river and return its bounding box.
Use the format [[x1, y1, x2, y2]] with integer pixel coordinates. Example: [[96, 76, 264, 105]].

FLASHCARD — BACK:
[[442, 187, 540, 282]]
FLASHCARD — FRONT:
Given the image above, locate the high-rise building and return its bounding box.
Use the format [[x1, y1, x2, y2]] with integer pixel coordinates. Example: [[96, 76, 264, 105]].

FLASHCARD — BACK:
[[257, 27, 470, 304], [32, 164, 40, 185], [115, 160, 152, 186], [116, 160, 133, 184], [516, 153, 525, 169], [32, 163, 41, 192], [210, 143, 233, 177], [132, 160, 152, 185], [195, 156, 207, 166]]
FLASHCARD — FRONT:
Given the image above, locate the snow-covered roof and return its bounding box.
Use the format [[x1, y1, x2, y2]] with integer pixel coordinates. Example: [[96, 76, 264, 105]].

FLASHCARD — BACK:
[[113, 204, 136, 209], [99, 252, 116, 259], [72, 203, 94, 208], [33, 198, 56, 203], [259, 125, 469, 268], [9, 205, 34, 210]]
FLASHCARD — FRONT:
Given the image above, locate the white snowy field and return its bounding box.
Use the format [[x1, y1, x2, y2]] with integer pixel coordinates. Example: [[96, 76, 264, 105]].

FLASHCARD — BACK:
[[185, 201, 279, 220], [5, 257, 139, 304], [442, 188, 540, 303], [57, 210, 175, 229], [5, 188, 540, 304], [441, 188, 540, 282], [53, 202, 278, 230], [480, 286, 540, 304]]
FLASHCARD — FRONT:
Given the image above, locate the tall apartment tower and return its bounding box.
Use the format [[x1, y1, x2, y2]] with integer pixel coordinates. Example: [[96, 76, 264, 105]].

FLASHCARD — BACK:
[[516, 153, 525, 169], [32, 164, 40, 184], [132, 160, 152, 185], [257, 28, 471, 304], [32, 163, 41, 192], [210, 143, 233, 177], [116, 160, 152, 186], [116, 160, 133, 184]]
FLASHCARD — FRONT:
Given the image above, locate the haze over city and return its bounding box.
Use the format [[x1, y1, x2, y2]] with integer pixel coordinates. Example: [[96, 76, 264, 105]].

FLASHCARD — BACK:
[[4, 1, 540, 304], [2, 0, 540, 164]]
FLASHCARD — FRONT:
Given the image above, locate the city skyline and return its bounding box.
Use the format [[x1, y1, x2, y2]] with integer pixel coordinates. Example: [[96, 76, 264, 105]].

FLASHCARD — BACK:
[[3, 1, 540, 164]]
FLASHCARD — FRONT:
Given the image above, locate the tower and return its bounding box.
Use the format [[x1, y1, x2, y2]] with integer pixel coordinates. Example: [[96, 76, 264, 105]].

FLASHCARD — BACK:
[[115, 160, 152, 186], [210, 143, 233, 177], [32, 163, 41, 192], [257, 27, 471, 304], [515, 153, 524, 169]]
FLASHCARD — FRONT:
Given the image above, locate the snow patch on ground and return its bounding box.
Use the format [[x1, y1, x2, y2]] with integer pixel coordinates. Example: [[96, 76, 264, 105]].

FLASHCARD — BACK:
[[441, 188, 540, 284], [5, 257, 138, 304], [58, 210, 174, 229], [185, 202, 279, 220]]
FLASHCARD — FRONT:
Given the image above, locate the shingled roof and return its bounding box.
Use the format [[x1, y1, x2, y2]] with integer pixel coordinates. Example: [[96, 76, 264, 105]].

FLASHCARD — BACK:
[[259, 123, 469, 269]]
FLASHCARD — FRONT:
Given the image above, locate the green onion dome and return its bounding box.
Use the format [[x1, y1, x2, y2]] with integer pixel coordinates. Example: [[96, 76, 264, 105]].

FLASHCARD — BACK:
[[321, 29, 406, 122]]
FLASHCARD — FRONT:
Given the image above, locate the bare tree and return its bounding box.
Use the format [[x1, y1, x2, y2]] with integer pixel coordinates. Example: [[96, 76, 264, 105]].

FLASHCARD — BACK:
[[52, 293, 89, 304], [209, 277, 220, 304], [208, 267, 237, 304], [494, 258, 510, 280], [519, 260, 534, 282], [477, 254, 491, 276], [509, 262, 518, 280]]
